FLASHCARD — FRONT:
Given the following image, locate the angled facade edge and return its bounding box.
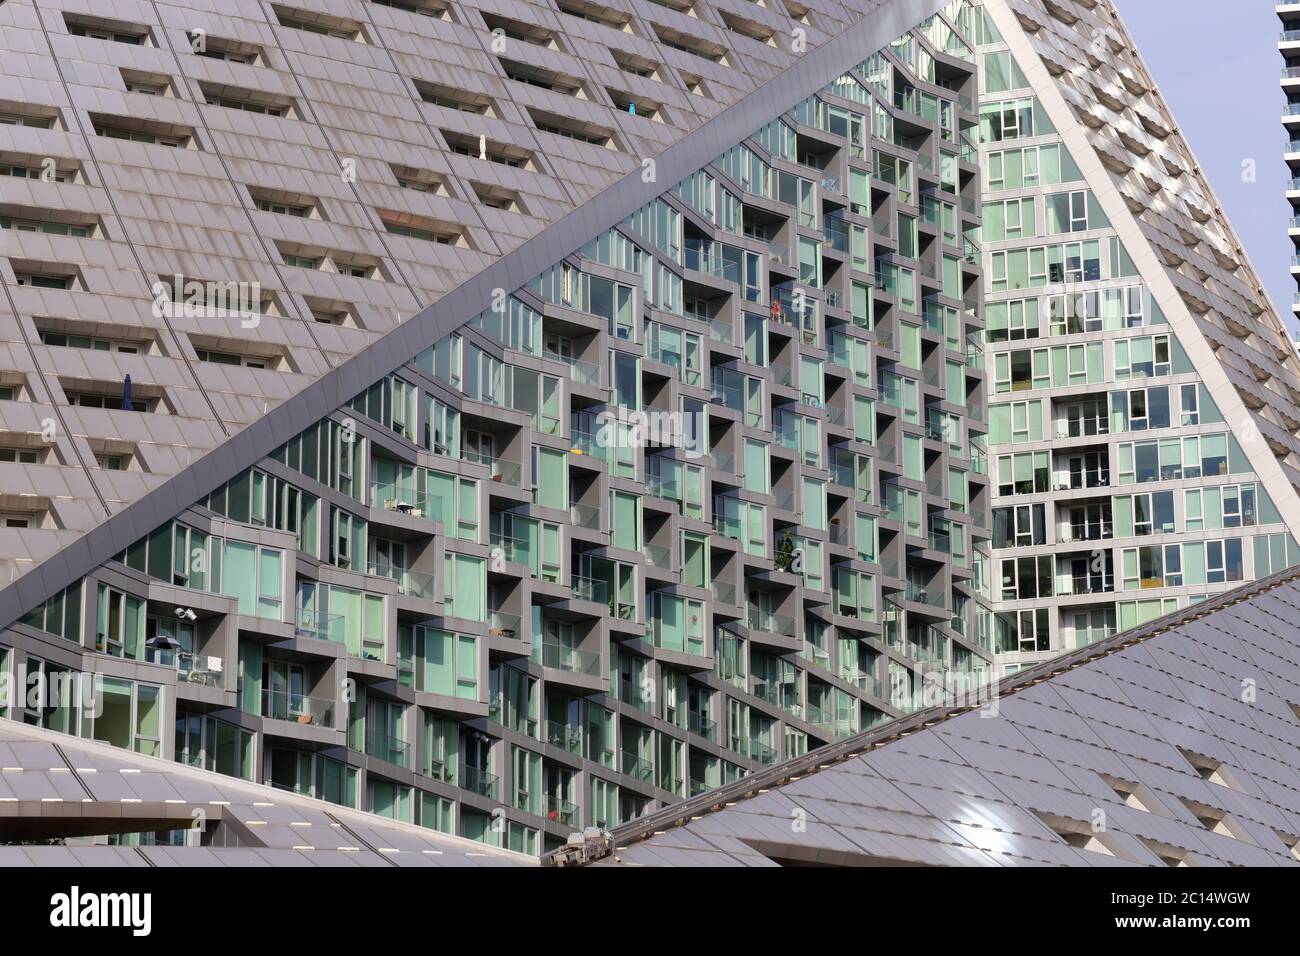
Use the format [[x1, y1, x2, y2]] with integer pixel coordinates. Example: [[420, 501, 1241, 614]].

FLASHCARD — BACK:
[[0, 0, 948, 629]]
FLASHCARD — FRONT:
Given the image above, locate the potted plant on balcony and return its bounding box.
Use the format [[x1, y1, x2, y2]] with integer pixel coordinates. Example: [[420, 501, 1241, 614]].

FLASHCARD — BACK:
[[774, 531, 795, 572]]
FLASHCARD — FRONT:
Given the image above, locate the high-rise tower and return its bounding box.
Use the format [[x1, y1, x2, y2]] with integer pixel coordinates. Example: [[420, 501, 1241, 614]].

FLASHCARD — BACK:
[[978, 0, 1300, 675], [0, 0, 991, 854]]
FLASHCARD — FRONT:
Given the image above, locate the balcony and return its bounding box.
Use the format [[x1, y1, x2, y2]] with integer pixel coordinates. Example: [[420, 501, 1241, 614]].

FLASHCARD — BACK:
[[1059, 522, 1113, 544], [569, 502, 601, 527], [807, 704, 855, 740], [1054, 416, 1109, 440], [544, 719, 583, 755], [1053, 472, 1110, 492], [644, 542, 672, 569], [688, 711, 716, 742], [708, 318, 735, 345], [570, 573, 608, 606], [803, 640, 831, 669], [261, 688, 335, 728], [545, 795, 579, 828], [749, 740, 778, 765], [367, 562, 435, 599], [840, 669, 883, 698], [460, 765, 499, 800], [646, 344, 703, 387], [487, 609, 521, 641], [370, 483, 442, 521], [294, 608, 343, 643], [569, 428, 608, 464], [747, 606, 796, 639], [543, 349, 601, 386], [425, 756, 456, 786], [175, 652, 222, 688], [621, 751, 654, 784], [366, 731, 411, 768], [463, 449, 523, 486], [1059, 574, 1115, 596], [534, 641, 601, 675], [683, 237, 740, 282]]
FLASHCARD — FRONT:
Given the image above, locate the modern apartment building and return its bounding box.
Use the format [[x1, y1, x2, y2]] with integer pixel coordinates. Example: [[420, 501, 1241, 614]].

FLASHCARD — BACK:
[[979, 0, 1300, 675], [1283, 0, 1300, 321], [0, 0, 993, 856], [0, 0, 1295, 862], [559, 560, 1300, 868]]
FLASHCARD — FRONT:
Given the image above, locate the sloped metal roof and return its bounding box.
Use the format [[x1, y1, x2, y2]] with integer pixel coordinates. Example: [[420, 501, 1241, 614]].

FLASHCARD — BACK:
[[567, 565, 1300, 866], [0, 720, 533, 867]]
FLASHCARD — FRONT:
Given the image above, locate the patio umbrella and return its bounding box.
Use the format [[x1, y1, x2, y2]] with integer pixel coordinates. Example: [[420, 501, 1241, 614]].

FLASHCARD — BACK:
[[121, 374, 133, 410], [146, 633, 183, 652]]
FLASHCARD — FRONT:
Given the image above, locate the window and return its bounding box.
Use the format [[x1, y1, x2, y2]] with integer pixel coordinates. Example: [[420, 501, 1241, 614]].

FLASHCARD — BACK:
[[92, 115, 191, 147], [994, 504, 1044, 548], [273, 5, 365, 40], [65, 14, 150, 45], [0, 161, 69, 182], [95, 584, 145, 659], [201, 83, 293, 117], [0, 108, 57, 129], [443, 553, 485, 621], [190, 33, 263, 64], [0, 215, 93, 237], [1000, 556, 1053, 601]]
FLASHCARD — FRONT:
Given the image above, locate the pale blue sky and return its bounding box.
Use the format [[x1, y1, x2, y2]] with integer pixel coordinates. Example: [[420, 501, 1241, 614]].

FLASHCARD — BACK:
[[1115, 0, 1292, 331]]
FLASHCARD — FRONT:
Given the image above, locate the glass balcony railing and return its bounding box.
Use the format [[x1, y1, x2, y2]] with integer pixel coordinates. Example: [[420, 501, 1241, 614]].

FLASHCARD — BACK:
[[261, 688, 335, 728], [747, 606, 796, 638], [569, 502, 601, 527], [369, 484, 443, 522], [1058, 574, 1116, 596], [569, 428, 608, 463], [462, 448, 524, 485], [425, 756, 456, 786], [803, 641, 831, 669], [546, 795, 579, 828], [294, 608, 343, 643], [688, 711, 716, 742], [543, 349, 601, 386], [532, 411, 562, 436], [487, 609, 521, 641], [644, 543, 672, 569], [644, 472, 680, 502], [683, 237, 740, 282], [708, 318, 735, 345], [171, 652, 222, 688], [804, 700, 849, 735], [534, 641, 602, 675], [749, 740, 778, 765], [366, 731, 410, 768], [460, 765, 498, 800], [1059, 522, 1114, 543], [570, 573, 608, 605], [367, 562, 435, 599], [489, 531, 528, 564], [710, 580, 737, 605], [841, 669, 884, 698], [544, 720, 583, 754], [620, 751, 654, 784]]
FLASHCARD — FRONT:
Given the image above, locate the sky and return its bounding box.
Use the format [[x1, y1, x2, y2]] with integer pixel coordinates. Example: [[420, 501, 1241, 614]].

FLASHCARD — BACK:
[[1114, 0, 1293, 333]]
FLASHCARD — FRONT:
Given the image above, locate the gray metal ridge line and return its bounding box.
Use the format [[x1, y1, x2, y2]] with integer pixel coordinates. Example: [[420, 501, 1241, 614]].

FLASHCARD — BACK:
[[542, 559, 1300, 865], [0, 0, 951, 629]]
